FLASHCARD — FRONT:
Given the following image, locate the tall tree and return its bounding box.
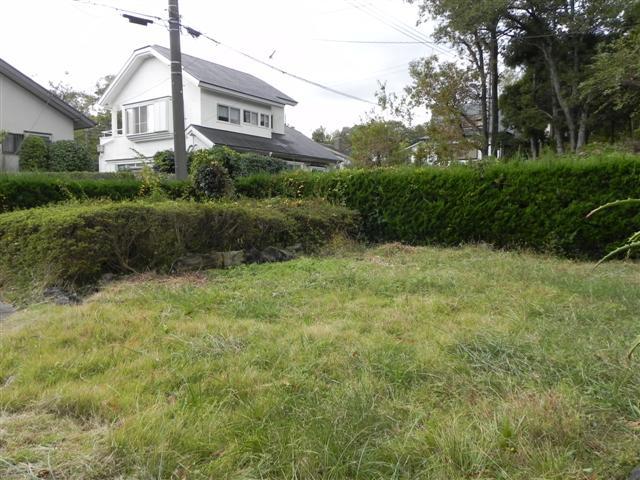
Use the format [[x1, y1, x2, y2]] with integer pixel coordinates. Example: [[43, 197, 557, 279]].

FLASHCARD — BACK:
[[406, 0, 510, 156], [503, 0, 627, 152]]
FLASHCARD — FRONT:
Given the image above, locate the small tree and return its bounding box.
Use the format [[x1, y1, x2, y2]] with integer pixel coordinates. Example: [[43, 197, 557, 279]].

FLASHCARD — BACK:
[[350, 120, 410, 167], [190, 149, 235, 199], [152, 150, 177, 174], [48, 140, 93, 171], [19, 136, 49, 171]]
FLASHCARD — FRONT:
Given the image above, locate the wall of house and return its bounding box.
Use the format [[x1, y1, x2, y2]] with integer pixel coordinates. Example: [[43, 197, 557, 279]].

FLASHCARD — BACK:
[[200, 90, 275, 139], [271, 105, 285, 135], [0, 71, 75, 171]]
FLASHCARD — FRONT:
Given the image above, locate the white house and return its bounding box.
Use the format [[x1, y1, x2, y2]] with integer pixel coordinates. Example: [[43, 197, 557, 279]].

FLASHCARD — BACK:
[[98, 45, 341, 172], [0, 58, 94, 171]]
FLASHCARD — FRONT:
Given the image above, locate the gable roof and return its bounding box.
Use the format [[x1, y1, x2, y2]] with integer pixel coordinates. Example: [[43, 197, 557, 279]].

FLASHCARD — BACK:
[[0, 58, 95, 130], [151, 45, 297, 106], [190, 125, 341, 165]]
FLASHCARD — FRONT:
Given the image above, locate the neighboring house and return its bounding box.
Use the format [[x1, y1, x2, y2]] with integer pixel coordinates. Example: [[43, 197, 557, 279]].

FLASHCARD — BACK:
[[98, 45, 341, 172], [0, 58, 94, 172]]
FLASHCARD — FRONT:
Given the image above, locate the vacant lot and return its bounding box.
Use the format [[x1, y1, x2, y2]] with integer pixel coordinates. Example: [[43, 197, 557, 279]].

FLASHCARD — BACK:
[[1, 245, 639, 479]]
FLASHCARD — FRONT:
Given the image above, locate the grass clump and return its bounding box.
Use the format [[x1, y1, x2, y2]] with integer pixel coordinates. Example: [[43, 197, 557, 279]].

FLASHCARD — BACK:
[[1, 245, 639, 478]]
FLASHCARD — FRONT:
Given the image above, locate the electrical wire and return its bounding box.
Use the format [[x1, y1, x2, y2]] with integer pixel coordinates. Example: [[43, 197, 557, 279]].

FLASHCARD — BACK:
[[69, 0, 377, 105], [343, 0, 457, 59]]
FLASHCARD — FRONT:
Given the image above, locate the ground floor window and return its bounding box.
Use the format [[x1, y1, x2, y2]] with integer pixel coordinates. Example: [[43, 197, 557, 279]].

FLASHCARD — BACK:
[[116, 162, 146, 172], [1, 133, 24, 154]]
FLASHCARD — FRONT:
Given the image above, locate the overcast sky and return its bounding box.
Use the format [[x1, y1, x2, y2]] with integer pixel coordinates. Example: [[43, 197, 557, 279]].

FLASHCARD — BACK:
[[0, 0, 453, 136]]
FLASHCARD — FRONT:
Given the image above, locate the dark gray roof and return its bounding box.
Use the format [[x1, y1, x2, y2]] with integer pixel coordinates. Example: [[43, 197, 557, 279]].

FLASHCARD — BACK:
[[152, 45, 297, 106], [191, 125, 341, 164], [0, 58, 95, 129]]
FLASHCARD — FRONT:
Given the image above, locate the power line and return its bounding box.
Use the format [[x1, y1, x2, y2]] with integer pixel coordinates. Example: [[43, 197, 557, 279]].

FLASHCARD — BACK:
[[189, 29, 377, 105], [70, 0, 377, 105], [343, 0, 457, 60], [71, 0, 164, 22], [318, 39, 428, 44]]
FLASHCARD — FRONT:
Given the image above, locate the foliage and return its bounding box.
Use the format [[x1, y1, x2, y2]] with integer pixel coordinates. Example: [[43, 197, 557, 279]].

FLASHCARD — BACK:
[[311, 126, 333, 144], [189, 148, 235, 199], [49, 75, 114, 167], [237, 155, 640, 258], [349, 119, 410, 167], [1, 245, 639, 477], [18, 136, 49, 171], [185, 146, 288, 180], [152, 149, 177, 174], [0, 199, 358, 301], [47, 140, 93, 172], [0, 172, 190, 212], [379, 57, 484, 163]]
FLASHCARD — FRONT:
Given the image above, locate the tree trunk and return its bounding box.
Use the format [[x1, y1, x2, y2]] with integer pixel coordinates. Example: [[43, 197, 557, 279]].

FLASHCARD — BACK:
[[542, 42, 576, 152], [551, 93, 564, 154], [530, 137, 537, 159], [577, 107, 588, 151], [489, 26, 500, 157], [477, 42, 489, 158]]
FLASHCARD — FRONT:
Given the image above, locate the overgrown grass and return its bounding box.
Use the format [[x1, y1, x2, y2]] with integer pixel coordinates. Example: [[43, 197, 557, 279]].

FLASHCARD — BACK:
[[1, 245, 639, 478]]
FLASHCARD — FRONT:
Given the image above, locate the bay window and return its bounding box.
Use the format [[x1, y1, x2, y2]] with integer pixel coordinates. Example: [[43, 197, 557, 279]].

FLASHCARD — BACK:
[[125, 99, 169, 136]]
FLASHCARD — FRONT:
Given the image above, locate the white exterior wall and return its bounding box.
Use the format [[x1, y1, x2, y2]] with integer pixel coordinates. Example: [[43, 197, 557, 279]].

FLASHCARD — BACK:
[[99, 50, 292, 172], [0, 71, 74, 171], [200, 90, 273, 138]]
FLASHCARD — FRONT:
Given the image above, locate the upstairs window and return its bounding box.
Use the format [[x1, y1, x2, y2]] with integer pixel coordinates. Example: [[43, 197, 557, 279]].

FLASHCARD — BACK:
[[218, 105, 240, 124], [260, 114, 270, 128], [127, 105, 149, 134], [243, 110, 259, 125]]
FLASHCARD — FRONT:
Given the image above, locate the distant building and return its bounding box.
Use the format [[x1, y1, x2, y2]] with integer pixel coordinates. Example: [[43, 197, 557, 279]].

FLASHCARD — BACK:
[[98, 45, 341, 172], [0, 58, 94, 171]]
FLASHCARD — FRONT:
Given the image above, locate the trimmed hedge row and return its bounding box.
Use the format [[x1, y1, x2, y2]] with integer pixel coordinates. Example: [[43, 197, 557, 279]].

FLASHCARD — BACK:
[[0, 173, 190, 212], [0, 199, 358, 302], [236, 156, 640, 258]]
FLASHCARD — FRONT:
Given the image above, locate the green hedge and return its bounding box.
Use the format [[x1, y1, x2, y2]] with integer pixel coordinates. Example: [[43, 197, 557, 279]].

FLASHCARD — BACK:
[[0, 173, 190, 212], [0, 199, 358, 302], [236, 156, 640, 258]]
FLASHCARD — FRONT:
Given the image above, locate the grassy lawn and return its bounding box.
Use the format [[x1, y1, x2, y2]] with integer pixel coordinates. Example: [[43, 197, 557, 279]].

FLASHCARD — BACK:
[[1, 244, 639, 479]]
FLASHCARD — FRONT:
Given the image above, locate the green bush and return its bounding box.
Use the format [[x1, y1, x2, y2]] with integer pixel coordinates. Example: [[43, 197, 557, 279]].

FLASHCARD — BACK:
[[0, 173, 191, 212], [190, 149, 234, 199], [227, 152, 289, 178], [47, 140, 93, 172], [0, 199, 358, 301], [19, 136, 49, 171], [236, 155, 640, 259], [151, 149, 191, 174]]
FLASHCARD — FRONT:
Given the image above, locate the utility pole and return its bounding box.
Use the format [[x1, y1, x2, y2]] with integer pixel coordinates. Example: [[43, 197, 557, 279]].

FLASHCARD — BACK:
[[168, 0, 188, 179]]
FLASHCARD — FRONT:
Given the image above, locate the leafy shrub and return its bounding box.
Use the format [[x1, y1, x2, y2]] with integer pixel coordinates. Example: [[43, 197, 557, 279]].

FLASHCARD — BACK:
[[48, 140, 93, 172], [226, 152, 289, 178], [19, 136, 49, 171], [152, 149, 192, 174], [0, 173, 191, 212], [190, 149, 234, 199], [0, 199, 358, 301], [236, 155, 640, 259]]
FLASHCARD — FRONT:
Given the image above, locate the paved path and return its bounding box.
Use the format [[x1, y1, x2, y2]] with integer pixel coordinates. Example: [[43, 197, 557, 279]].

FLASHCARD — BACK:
[[0, 302, 15, 320]]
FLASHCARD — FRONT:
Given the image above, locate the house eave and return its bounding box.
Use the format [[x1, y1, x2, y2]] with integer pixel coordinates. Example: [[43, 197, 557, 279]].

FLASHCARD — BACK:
[[0, 58, 95, 130], [198, 82, 297, 107]]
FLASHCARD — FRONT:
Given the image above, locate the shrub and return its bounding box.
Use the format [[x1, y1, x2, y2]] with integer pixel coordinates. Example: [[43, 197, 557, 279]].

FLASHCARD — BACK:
[[190, 149, 234, 199], [19, 136, 49, 171], [236, 155, 640, 259], [0, 199, 359, 301], [151, 149, 192, 174], [48, 140, 93, 172], [228, 152, 289, 178], [0, 173, 191, 212]]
